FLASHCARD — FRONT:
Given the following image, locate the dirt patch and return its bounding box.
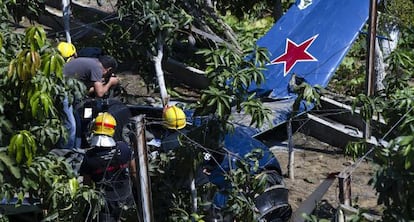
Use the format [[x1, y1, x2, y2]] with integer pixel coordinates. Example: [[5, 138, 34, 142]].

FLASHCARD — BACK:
[[271, 132, 381, 220]]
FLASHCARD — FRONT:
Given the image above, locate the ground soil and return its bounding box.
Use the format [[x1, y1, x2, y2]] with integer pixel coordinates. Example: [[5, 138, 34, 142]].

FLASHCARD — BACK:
[[271, 133, 381, 220]]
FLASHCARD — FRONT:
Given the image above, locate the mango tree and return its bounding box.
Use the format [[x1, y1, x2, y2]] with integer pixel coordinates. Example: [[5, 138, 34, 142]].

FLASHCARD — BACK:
[[0, 3, 103, 218]]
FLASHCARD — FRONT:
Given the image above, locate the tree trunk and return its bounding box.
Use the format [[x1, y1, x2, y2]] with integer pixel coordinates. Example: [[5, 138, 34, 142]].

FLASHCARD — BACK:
[[62, 0, 71, 43], [190, 170, 198, 213], [380, 23, 399, 58], [375, 15, 400, 92], [375, 40, 385, 91], [153, 35, 169, 106], [204, 0, 241, 52], [273, 0, 283, 22], [379, 22, 399, 78]]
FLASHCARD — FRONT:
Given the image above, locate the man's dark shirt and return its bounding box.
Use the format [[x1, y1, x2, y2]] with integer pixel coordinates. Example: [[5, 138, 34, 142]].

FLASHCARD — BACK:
[[80, 141, 133, 183], [80, 141, 135, 221]]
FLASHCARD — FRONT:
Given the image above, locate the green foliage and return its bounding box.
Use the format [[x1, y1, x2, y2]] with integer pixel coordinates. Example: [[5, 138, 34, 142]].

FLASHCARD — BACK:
[[112, 2, 286, 220], [117, 0, 192, 55], [0, 21, 100, 220], [383, 0, 414, 28], [291, 81, 325, 117], [195, 42, 272, 127], [223, 10, 274, 36], [215, 0, 293, 19], [302, 213, 330, 222], [351, 94, 382, 122], [7, 130, 37, 165], [148, 141, 208, 221], [20, 155, 104, 221], [0, 147, 21, 180], [345, 24, 414, 221], [385, 47, 414, 79], [114, 0, 276, 128], [330, 0, 414, 97], [2, 0, 46, 23], [3, 26, 66, 156], [328, 34, 366, 96], [221, 149, 268, 221], [147, 117, 279, 221], [191, 13, 276, 128], [148, 119, 227, 221]]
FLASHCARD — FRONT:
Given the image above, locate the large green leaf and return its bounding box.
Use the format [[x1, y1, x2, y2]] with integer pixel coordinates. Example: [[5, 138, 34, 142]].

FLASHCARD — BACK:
[[0, 150, 21, 179]]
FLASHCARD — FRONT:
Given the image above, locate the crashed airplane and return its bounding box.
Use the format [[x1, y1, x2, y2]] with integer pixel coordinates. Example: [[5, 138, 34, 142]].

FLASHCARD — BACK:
[[1, 0, 371, 221]]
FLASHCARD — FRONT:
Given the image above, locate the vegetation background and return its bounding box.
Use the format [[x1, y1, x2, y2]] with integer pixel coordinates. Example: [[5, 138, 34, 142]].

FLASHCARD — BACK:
[[0, 0, 413, 221]]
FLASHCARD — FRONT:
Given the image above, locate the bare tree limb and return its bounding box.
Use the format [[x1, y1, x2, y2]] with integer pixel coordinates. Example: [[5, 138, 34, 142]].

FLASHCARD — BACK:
[[204, 0, 241, 51], [154, 34, 169, 106], [62, 0, 71, 42]]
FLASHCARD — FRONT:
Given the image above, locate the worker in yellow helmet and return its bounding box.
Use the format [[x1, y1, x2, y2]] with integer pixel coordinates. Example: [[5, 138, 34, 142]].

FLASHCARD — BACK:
[[56, 41, 79, 149], [57, 41, 77, 61], [162, 105, 187, 130], [80, 112, 137, 221]]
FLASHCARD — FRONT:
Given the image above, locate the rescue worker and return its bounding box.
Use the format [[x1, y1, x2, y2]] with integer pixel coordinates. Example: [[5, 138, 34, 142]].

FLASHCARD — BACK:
[[64, 54, 119, 98], [158, 105, 187, 152], [56, 41, 79, 149], [162, 105, 187, 130], [80, 112, 137, 222], [59, 53, 119, 149]]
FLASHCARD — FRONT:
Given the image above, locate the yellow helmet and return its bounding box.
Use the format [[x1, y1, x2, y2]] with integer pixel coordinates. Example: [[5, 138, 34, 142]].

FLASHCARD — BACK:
[[57, 42, 76, 58], [93, 112, 117, 137], [162, 105, 187, 129]]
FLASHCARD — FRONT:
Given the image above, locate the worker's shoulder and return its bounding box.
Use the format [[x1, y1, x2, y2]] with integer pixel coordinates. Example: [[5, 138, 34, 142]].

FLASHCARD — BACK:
[[66, 57, 99, 64], [70, 57, 99, 63], [116, 141, 130, 149], [65, 57, 100, 68]]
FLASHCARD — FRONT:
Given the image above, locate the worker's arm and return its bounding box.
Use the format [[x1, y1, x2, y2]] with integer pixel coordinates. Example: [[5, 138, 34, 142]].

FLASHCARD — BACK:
[[92, 76, 119, 97], [129, 159, 138, 183]]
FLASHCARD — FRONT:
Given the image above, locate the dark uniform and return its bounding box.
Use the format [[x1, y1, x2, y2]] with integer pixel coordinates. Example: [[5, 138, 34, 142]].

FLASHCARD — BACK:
[[80, 141, 135, 222]]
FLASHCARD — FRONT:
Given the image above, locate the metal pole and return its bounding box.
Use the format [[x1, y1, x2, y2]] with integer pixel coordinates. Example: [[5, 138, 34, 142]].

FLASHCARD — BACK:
[[287, 119, 294, 180], [133, 115, 154, 222], [364, 0, 378, 139], [338, 172, 352, 206]]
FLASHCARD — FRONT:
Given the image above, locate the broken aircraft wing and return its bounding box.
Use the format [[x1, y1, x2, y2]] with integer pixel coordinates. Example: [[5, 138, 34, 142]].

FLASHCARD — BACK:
[[249, 0, 370, 100]]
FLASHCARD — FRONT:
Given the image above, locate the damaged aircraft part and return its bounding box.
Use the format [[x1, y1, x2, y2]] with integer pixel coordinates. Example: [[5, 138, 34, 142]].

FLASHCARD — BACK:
[[157, 115, 291, 221], [205, 126, 291, 221], [70, 96, 292, 221], [255, 170, 292, 221], [249, 0, 370, 99]]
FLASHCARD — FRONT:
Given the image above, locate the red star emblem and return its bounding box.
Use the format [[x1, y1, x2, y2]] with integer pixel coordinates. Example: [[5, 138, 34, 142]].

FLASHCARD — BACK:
[[271, 35, 318, 76]]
